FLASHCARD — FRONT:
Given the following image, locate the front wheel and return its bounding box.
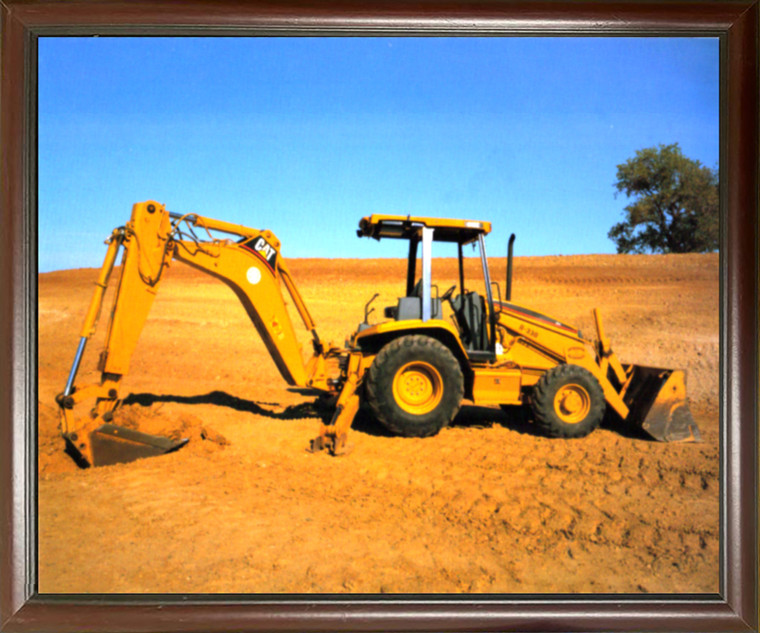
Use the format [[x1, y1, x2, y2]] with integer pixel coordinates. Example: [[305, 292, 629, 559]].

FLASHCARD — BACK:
[[531, 364, 605, 439], [365, 335, 464, 437]]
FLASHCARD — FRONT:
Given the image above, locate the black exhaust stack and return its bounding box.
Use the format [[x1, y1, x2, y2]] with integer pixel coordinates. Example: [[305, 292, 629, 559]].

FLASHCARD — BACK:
[[506, 233, 516, 302]]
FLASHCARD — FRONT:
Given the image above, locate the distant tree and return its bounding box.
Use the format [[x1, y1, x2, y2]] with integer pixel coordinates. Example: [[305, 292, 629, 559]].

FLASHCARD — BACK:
[[608, 143, 719, 254]]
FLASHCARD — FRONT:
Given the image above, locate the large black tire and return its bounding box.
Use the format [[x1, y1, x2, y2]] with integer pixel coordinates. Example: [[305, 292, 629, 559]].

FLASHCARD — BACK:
[[531, 364, 605, 439], [365, 335, 464, 438]]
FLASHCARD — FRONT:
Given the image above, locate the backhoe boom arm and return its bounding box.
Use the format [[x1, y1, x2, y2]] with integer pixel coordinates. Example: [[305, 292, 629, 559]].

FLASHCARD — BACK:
[[58, 201, 336, 467]]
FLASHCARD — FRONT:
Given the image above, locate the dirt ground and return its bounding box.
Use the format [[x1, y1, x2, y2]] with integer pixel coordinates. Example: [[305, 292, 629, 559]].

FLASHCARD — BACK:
[[37, 253, 719, 595]]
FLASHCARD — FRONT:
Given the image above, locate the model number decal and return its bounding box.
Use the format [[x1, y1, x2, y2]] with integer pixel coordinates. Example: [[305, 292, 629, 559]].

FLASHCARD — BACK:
[[518, 323, 539, 338]]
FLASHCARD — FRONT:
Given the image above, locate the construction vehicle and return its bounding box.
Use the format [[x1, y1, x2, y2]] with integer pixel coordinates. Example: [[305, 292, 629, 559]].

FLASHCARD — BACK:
[[56, 201, 700, 467]]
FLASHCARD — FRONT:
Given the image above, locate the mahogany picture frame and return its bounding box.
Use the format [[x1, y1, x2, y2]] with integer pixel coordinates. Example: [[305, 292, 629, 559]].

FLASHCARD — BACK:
[[1, 1, 757, 631]]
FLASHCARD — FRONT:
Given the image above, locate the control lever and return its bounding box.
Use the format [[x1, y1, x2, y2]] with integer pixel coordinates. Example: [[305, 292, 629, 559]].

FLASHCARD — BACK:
[[363, 293, 379, 324]]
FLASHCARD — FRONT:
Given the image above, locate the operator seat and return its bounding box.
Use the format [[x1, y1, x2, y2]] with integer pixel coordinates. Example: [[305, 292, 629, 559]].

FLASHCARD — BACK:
[[451, 292, 488, 351], [386, 279, 442, 321]]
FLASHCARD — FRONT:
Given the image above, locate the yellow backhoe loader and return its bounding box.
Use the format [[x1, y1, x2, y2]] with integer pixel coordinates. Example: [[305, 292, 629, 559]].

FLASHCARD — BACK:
[[57, 201, 700, 467]]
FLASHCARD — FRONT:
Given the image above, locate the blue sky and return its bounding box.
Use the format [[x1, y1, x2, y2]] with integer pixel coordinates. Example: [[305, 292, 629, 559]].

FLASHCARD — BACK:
[[38, 37, 719, 272]]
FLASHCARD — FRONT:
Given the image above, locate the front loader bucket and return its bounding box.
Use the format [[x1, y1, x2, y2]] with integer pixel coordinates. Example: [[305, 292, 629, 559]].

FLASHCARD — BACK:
[[64, 424, 189, 468], [622, 366, 701, 442]]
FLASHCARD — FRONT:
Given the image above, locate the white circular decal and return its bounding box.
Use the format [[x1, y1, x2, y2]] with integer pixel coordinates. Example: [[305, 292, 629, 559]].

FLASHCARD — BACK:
[[246, 267, 262, 285]]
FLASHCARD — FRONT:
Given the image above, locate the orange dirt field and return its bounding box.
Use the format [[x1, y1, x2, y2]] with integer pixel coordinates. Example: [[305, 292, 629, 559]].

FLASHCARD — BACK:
[[37, 253, 719, 595]]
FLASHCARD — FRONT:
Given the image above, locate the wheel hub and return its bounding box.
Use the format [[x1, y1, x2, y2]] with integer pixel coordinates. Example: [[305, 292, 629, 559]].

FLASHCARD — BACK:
[[559, 391, 582, 414], [393, 361, 443, 415], [554, 383, 591, 424]]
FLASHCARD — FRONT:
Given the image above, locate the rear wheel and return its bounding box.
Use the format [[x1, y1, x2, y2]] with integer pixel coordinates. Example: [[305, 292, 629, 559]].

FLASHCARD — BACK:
[[366, 335, 464, 437], [531, 364, 605, 438]]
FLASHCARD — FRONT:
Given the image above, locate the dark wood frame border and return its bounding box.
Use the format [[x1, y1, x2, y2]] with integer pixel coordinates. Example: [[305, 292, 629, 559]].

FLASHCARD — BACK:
[[1, 1, 757, 631]]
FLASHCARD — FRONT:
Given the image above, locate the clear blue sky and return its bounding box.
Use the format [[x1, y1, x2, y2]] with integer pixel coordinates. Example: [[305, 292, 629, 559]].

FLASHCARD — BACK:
[[38, 36, 719, 272]]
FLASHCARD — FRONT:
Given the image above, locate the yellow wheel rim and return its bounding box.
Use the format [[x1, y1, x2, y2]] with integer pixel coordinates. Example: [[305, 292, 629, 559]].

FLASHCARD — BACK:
[[553, 383, 591, 424], [392, 361, 444, 415]]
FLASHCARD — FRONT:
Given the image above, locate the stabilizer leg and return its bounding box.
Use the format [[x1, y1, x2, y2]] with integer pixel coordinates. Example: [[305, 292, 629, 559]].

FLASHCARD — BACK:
[[308, 353, 366, 456]]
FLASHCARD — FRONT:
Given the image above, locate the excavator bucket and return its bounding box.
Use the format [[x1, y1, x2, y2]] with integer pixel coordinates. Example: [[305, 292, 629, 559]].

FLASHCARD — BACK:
[[63, 423, 188, 468], [90, 424, 188, 467], [622, 365, 701, 442]]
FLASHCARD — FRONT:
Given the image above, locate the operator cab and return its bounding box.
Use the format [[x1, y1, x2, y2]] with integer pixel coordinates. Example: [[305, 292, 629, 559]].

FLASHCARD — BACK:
[[357, 214, 500, 362]]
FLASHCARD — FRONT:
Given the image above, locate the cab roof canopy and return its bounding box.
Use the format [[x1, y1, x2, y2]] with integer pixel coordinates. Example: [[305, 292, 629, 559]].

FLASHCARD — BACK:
[[358, 214, 491, 245]]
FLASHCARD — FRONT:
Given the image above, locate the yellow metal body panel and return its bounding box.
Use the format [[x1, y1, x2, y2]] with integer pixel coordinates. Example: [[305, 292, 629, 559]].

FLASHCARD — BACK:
[[495, 303, 630, 418], [471, 367, 522, 405], [497, 301, 580, 347], [353, 318, 466, 352]]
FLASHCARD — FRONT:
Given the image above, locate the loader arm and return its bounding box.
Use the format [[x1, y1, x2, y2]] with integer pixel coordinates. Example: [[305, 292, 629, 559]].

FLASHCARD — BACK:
[[58, 201, 336, 467]]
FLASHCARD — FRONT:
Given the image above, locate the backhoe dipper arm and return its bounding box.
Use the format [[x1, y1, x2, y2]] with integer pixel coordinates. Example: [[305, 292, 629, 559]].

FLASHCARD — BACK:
[[58, 201, 336, 467], [57, 202, 178, 465]]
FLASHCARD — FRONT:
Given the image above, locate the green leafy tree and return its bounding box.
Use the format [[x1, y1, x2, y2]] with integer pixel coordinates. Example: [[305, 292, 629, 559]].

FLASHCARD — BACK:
[[609, 143, 719, 253]]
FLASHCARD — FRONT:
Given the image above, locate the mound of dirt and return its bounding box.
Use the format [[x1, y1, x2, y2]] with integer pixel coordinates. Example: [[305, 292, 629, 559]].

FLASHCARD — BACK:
[[116, 404, 228, 449]]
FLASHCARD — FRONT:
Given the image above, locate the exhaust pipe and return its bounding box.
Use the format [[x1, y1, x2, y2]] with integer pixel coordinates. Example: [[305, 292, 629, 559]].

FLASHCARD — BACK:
[[506, 233, 515, 301]]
